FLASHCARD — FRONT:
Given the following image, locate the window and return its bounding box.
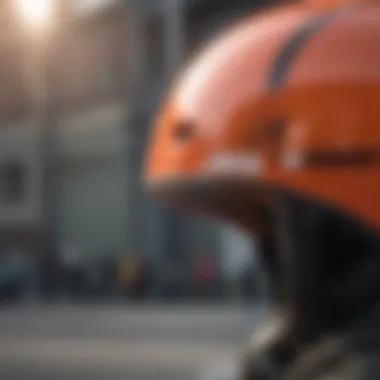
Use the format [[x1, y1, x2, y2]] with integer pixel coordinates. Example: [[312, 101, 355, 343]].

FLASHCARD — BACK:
[[0, 41, 28, 120], [56, 15, 128, 107], [0, 162, 26, 204]]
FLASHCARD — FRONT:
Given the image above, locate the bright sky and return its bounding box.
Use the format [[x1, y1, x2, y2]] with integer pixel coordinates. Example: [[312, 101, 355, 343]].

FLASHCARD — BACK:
[[73, 0, 120, 16]]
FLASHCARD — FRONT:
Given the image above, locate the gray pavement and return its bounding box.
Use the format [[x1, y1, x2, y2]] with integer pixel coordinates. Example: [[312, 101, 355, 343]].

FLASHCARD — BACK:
[[0, 303, 269, 380]]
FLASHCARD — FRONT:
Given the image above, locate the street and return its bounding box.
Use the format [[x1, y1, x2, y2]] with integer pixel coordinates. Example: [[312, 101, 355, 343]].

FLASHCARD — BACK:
[[0, 303, 269, 380]]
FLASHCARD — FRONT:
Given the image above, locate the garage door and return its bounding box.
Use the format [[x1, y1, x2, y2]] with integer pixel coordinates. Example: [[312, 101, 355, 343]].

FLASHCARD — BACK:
[[56, 158, 128, 258]]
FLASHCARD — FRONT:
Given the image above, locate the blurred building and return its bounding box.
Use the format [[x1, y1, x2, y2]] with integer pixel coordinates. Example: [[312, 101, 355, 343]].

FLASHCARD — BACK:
[[0, 0, 263, 295], [128, 0, 263, 292], [0, 0, 131, 263], [0, 1, 42, 254]]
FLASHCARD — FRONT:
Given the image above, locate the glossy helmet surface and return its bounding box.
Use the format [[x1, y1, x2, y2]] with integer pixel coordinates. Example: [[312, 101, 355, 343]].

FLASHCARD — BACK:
[[144, 0, 380, 233]]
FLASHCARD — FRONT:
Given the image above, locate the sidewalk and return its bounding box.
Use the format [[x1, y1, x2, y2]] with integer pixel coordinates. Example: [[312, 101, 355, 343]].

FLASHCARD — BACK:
[[13, 293, 269, 310]]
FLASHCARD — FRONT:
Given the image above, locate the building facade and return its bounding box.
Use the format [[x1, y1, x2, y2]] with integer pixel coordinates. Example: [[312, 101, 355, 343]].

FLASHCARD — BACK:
[[0, 0, 262, 295]]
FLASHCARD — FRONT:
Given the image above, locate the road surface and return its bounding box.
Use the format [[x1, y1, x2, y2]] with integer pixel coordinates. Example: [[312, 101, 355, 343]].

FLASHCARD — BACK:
[[0, 303, 268, 380]]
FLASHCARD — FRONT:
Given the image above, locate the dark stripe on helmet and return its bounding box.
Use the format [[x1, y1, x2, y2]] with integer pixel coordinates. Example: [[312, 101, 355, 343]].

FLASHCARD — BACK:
[[268, 11, 344, 90], [305, 149, 380, 167]]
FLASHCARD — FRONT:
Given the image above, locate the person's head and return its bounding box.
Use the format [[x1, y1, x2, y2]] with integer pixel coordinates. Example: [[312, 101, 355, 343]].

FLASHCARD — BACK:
[[144, 0, 380, 344]]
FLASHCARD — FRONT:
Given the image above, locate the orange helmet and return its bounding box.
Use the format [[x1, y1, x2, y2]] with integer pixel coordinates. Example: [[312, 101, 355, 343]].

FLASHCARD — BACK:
[[144, 0, 380, 360], [144, 0, 380, 234]]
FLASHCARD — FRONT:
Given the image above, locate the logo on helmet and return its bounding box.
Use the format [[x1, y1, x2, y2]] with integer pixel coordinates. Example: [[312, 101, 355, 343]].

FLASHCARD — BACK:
[[205, 153, 262, 175]]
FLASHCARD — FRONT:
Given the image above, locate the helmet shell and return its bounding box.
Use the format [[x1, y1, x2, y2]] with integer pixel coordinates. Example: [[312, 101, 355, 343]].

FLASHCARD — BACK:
[[145, 3, 380, 230]]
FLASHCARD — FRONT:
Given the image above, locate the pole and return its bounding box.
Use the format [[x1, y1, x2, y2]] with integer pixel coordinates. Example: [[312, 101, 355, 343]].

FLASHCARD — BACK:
[[30, 5, 63, 299], [161, 0, 186, 265], [39, 38, 59, 299], [123, 0, 143, 255]]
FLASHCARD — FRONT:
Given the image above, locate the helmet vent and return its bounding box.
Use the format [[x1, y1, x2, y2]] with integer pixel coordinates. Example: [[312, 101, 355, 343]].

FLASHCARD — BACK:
[[172, 121, 194, 142], [262, 120, 286, 144], [249, 120, 286, 147]]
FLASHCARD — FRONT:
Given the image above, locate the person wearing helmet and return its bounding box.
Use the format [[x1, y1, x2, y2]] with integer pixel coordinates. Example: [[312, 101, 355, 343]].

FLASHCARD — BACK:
[[144, 0, 380, 378]]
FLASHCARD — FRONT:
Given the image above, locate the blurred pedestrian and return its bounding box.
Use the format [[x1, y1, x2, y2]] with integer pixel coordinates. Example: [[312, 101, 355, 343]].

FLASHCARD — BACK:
[[195, 254, 216, 299], [59, 240, 84, 298], [117, 255, 142, 300], [0, 246, 34, 302]]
